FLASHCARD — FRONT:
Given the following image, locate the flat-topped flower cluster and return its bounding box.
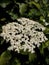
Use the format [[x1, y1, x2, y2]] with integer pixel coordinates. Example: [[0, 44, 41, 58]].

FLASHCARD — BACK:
[[0, 18, 48, 53]]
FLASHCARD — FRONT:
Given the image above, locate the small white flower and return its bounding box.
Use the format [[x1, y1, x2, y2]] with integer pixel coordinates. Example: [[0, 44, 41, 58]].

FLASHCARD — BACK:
[[0, 17, 48, 53]]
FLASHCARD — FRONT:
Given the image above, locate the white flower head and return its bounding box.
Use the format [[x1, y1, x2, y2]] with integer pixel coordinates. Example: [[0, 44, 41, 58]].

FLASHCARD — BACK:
[[0, 18, 48, 53]]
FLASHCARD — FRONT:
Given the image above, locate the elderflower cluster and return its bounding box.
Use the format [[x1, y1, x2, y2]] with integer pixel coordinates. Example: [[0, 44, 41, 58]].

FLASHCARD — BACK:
[[0, 18, 48, 53]]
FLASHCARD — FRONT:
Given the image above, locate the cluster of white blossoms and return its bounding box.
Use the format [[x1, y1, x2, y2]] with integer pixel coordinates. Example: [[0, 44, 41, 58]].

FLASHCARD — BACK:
[[0, 18, 48, 53]]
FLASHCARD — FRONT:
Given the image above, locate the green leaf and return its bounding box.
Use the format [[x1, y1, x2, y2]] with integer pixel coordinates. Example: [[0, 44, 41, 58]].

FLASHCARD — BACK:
[[7, 12, 18, 20], [0, 3, 9, 8], [34, 0, 39, 2], [45, 58, 49, 64], [44, 28, 49, 34], [11, 58, 21, 65], [19, 3, 28, 15], [39, 41, 49, 54], [29, 53, 36, 62], [40, 16, 45, 22], [29, 1, 41, 10], [43, 0, 48, 4], [0, 51, 11, 65]]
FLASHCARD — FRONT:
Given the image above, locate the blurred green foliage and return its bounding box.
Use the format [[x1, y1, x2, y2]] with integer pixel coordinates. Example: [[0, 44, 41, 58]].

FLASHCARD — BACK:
[[0, 51, 11, 65], [0, 0, 49, 65]]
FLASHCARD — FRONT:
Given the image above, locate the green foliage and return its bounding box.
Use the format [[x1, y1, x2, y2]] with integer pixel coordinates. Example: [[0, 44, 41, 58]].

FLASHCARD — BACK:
[[0, 0, 10, 3], [0, 0, 49, 65], [19, 3, 28, 16], [29, 53, 36, 62], [0, 51, 11, 65], [11, 58, 21, 65]]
